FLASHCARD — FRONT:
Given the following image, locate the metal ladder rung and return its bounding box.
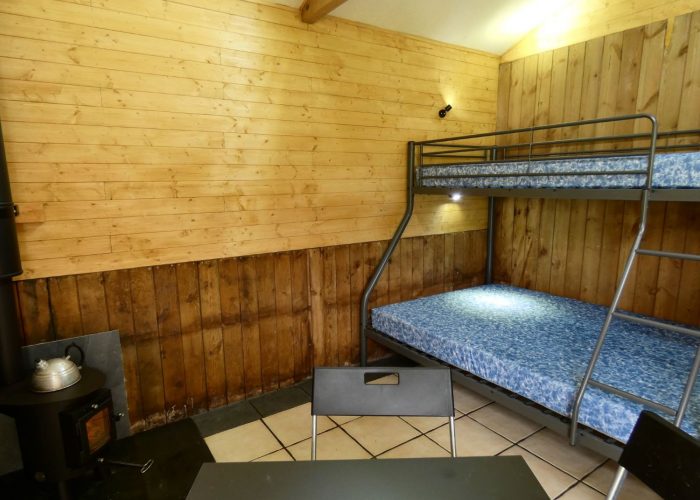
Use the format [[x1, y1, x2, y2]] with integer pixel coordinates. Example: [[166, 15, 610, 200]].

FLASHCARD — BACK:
[[636, 248, 700, 261], [612, 311, 700, 339], [588, 379, 676, 416]]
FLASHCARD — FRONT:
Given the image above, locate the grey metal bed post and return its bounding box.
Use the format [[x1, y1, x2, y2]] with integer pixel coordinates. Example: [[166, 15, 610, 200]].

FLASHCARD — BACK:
[[485, 197, 495, 284], [485, 145, 498, 284], [568, 114, 659, 446], [360, 141, 417, 366]]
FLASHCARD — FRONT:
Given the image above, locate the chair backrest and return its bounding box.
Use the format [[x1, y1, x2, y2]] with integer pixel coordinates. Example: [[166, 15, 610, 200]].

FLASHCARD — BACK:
[[310, 366, 456, 459], [609, 410, 700, 500]]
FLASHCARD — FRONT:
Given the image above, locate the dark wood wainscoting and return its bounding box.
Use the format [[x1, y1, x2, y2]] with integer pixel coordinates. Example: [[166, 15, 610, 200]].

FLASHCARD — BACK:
[[14, 230, 486, 431]]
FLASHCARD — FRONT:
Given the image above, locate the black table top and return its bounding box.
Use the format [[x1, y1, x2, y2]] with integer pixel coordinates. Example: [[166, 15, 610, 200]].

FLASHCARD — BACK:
[[186, 456, 549, 500]]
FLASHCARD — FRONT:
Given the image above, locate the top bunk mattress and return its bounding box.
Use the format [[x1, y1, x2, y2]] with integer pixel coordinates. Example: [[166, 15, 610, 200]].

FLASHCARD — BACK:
[[419, 152, 700, 190], [371, 284, 700, 443]]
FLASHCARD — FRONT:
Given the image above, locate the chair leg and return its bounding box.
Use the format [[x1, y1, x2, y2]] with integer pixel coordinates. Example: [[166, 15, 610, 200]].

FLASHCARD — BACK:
[[311, 415, 318, 461], [449, 416, 457, 458], [607, 466, 628, 499]]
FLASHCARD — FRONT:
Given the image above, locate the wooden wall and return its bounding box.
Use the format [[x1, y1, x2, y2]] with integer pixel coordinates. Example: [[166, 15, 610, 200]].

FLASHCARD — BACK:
[[14, 230, 486, 430], [495, 12, 700, 327], [0, 0, 497, 280], [502, 0, 700, 62]]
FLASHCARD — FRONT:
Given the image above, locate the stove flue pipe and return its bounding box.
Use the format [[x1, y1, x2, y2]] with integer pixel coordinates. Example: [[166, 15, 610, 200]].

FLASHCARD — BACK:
[[0, 120, 23, 386]]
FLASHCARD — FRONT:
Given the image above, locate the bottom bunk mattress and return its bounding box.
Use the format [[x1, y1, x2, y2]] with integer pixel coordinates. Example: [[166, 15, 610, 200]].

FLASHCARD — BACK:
[[371, 284, 700, 443]]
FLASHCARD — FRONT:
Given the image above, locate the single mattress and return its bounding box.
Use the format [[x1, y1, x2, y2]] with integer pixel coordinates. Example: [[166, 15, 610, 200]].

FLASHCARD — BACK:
[[371, 285, 700, 442], [419, 152, 700, 189]]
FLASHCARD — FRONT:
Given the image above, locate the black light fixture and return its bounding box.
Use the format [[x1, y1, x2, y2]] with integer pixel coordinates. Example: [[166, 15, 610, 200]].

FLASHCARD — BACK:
[[438, 104, 452, 118]]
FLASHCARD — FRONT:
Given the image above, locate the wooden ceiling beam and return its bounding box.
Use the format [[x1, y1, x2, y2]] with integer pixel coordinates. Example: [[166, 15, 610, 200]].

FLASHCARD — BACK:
[[300, 0, 348, 24]]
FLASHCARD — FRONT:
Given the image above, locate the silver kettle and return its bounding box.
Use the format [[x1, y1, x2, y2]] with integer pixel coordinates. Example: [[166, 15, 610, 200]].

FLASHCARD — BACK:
[[31, 343, 85, 393]]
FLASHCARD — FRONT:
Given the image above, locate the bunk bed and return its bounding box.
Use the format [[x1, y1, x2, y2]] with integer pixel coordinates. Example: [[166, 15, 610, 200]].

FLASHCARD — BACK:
[[359, 114, 700, 459]]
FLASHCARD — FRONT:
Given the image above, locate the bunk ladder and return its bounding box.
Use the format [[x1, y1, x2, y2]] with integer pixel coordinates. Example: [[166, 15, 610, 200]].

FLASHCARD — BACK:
[[569, 187, 700, 446]]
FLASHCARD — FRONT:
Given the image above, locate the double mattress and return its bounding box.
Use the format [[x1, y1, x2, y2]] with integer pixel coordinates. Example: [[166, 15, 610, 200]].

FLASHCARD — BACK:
[[419, 152, 700, 190], [371, 285, 700, 442]]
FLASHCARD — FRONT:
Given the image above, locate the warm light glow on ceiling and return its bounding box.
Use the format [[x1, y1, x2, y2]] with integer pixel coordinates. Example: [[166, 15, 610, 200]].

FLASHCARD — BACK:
[[531, 1, 581, 53], [489, 0, 572, 41]]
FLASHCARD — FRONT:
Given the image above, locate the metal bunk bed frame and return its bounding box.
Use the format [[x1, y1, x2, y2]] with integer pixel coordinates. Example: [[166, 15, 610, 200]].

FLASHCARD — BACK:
[[359, 113, 700, 459]]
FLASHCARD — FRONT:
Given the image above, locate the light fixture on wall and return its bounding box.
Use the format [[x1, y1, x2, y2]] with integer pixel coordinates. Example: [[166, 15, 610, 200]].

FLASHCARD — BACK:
[[438, 104, 452, 118], [449, 193, 462, 202]]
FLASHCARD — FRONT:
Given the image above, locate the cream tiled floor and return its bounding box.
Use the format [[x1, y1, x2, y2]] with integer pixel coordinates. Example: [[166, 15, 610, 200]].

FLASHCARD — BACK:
[[204, 384, 662, 500]]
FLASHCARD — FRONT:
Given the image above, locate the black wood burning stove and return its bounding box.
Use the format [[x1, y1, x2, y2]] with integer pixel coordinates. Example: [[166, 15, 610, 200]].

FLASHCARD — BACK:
[[0, 368, 116, 498]]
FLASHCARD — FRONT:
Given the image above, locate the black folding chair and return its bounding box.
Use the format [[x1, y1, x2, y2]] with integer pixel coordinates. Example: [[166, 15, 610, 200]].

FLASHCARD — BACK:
[[311, 366, 457, 460], [607, 411, 700, 499]]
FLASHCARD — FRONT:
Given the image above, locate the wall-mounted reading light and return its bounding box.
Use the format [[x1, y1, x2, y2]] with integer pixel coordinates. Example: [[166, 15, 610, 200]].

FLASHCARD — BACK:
[[449, 193, 462, 201], [438, 104, 452, 118]]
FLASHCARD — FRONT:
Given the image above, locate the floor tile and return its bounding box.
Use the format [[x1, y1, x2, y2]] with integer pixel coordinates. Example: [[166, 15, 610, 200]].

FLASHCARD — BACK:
[[582, 460, 662, 499], [263, 403, 335, 446], [249, 386, 311, 417], [253, 449, 295, 462], [470, 403, 542, 442], [329, 415, 361, 425], [205, 420, 281, 462], [401, 415, 450, 433], [377, 435, 450, 459], [557, 482, 605, 499], [426, 416, 511, 457], [452, 385, 491, 414], [191, 399, 260, 438], [519, 428, 606, 479], [342, 416, 421, 456], [500, 445, 577, 499], [287, 428, 372, 461]]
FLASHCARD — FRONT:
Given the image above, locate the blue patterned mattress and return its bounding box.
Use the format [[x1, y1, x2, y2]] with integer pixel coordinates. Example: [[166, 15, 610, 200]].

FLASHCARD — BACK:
[[419, 152, 700, 189], [371, 285, 700, 443]]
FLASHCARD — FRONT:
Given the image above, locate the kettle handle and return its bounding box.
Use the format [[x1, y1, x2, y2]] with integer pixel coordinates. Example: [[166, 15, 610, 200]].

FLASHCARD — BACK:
[[65, 342, 85, 367]]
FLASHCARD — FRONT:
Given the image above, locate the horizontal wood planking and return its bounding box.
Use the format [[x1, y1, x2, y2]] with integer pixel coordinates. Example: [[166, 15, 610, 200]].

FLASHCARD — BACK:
[[0, 0, 498, 279], [495, 13, 700, 327], [14, 230, 487, 430]]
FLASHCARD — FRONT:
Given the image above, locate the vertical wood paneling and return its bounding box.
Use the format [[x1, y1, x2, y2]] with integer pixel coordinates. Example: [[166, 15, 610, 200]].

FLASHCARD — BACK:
[[153, 265, 187, 421], [308, 248, 324, 366], [198, 260, 227, 408], [578, 202, 605, 303], [347, 244, 363, 365], [129, 267, 166, 427], [103, 269, 143, 429], [175, 261, 208, 413], [238, 256, 262, 397], [335, 246, 352, 367], [49, 275, 82, 339], [16, 279, 52, 345], [496, 14, 700, 327], [256, 254, 279, 393], [675, 204, 700, 325], [218, 258, 246, 401], [273, 253, 295, 386], [595, 201, 625, 305], [321, 247, 338, 367], [290, 250, 311, 381], [15, 230, 486, 430], [76, 273, 109, 333]]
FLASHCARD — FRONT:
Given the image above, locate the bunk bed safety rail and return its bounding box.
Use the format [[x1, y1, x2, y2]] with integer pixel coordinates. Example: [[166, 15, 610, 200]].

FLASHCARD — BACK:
[[415, 114, 662, 193]]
